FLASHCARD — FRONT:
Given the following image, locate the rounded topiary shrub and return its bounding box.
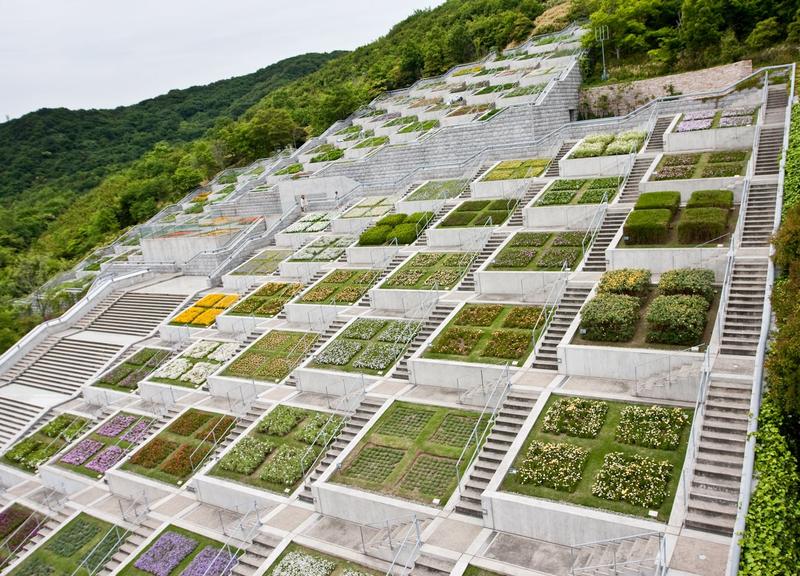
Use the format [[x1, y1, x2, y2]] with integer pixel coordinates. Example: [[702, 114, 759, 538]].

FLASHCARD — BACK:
[[386, 223, 419, 245], [579, 294, 640, 342], [645, 294, 709, 345], [406, 211, 434, 225], [376, 214, 407, 227], [658, 268, 716, 302], [624, 209, 671, 244], [358, 225, 392, 246], [677, 207, 728, 244]]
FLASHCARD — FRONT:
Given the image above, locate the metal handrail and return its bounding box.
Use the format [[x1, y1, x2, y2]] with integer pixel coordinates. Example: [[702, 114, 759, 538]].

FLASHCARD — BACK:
[[385, 516, 423, 576], [678, 347, 712, 518], [530, 261, 569, 362], [569, 531, 665, 575]]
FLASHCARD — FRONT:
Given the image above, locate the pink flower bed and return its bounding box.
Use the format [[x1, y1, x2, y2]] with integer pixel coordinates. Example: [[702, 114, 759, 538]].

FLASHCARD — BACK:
[[86, 446, 125, 473], [60, 439, 103, 466]]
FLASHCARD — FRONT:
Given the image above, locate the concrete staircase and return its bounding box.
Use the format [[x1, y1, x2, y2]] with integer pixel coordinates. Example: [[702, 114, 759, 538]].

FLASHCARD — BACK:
[[413, 203, 455, 247], [764, 84, 789, 124], [740, 182, 777, 247], [719, 259, 768, 356], [460, 164, 493, 198], [99, 515, 162, 576], [644, 116, 675, 153], [297, 395, 384, 503], [77, 292, 186, 336], [457, 232, 507, 291], [507, 182, 546, 226], [543, 141, 577, 178], [754, 126, 785, 176], [685, 375, 751, 535], [531, 284, 592, 370], [392, 302, 457, 380], [455, 390, 537, 517], [357, 255, 408, 307], [232, 531, 282, 576], [16, 505, 70, 558], [0, 399, 45, 447], [581, 210, 629, 272], [570, 533, 662, 576], [618, 157, 655, 204]]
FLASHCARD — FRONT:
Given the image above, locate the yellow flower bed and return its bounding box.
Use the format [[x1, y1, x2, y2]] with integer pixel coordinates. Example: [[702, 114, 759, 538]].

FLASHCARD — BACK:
[[173, 307, 204, 324], [195, 294, 224, 307], [171, 293, 240, 327], [214, 295, 239, 308], [194, 308, 223, 326]]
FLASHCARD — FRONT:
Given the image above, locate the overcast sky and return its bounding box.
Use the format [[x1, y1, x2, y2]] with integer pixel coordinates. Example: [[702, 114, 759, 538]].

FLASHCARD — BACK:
[[0, 0, 444, 121]]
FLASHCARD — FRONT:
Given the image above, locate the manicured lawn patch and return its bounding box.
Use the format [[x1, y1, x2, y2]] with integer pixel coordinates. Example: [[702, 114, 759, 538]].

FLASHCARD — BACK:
[[568, 131, 646, 158], [289, 235, 354, 262], [298, 269, 380, 304], [381, 252, 474, 289], [150, 340, 238, 388], [398, 119, 440, 133], [483, 159, 549, 181], [535, 177, 621, 206], [650, 150, 749, 180], [357, 212, 433, 246], [333, 401, 487, 506], [406, 179, 465, 201], [341, 196, 394, 219], [487, 231, 586, 271], [211, 406, 342, 494], [283, 212, 335, 234], [223, 330, 317, 383], [122, 409, 234, 485], [2, 414, 90, 473], [464, 566, 504, 576], [309, 144, 344, 163], [439, 199, 518, 227], [424, 304, 545, 365], [354, 136, 389, 149], [275, 163, 303, 176], [169, 293, 238, 327], [228, 282, 302, 317], [264, 543, 381, 576], [94, 348, 170, 393], [503, 395, 691, 520]]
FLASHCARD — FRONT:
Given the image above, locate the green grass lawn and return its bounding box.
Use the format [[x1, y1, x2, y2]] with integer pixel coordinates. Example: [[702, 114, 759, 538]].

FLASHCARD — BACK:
[[381, 252, 474, 290], [483, 159, 549, 181], [463, 567, 504, 576], [486, 231, 587, 271], [534, 177, 621, 206], [297, 269, 380, 304], [119, 525, 234, 576], [332, 401, 488, 506], [223, 330, 318, 383], [406, 179, 465, 201], [502, 395, 691, 521], [264, 543, 382, 575], [93, 348, 170, 394], [231, 249, 292, 275]]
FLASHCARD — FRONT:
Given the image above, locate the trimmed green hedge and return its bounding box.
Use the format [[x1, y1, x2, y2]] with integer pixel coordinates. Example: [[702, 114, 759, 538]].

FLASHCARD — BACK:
[[686, 189, 733, 209], [645, 295, 709, 345], [635, 192, 681, 213], [676, 207, 728, 244], [358, 212, 433, 246], [441, 212, 474, 227], [386, 223, 418, 244], [624, 209, 671, 244], [358, 225, 392, 246], [580, 294, 640, 342], [658, 268, 715, 302]]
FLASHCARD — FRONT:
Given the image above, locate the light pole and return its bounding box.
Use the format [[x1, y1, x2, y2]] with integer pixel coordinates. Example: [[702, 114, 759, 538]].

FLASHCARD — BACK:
[[595, 25, 609, 81]]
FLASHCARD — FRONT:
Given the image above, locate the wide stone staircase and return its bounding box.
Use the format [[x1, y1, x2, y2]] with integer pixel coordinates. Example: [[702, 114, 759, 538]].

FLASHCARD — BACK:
[[754, 126, 785, 176], [457, 231, 507, 291], [297, 395, 384, 503], [719, 259, 768, 356], [77, 292, 187, 336], [618, 156, 655, 203], [581, 209, 629, 272], [232, 531, 282, 576], [0, 398, 45, 448], [507, 182, 546, 226], [570, 532, 663, 575], [392, 302, 457, 381], [543, 140, 577, 177], [531, 284, 592, 371], [455, 390, 537, 517], [644, 116, 675, 153], [740, 182, 777, 246], [764, 83, 789, 124]]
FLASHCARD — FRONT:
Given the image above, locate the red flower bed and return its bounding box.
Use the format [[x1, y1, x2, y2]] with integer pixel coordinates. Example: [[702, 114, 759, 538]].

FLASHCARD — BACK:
[[130, 439, 178, 468], [160, 444, 211, 478], [193, 415, 235, 440], [168, 412, 213, 437]]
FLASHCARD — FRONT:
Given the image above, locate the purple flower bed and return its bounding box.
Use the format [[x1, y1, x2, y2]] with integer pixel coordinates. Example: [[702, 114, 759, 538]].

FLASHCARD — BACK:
[[682, 110, 715, 121], [179, 545, 235, 576], [121, 420, 151, 443], [676, 119, 713, 132], [719, 115, 752, 128], [135, 531, 198, 576], [722, 107, 756, 117], [97, 414, 136, 437], [60, 439, 103, 466], [85, 446, 125, 473]]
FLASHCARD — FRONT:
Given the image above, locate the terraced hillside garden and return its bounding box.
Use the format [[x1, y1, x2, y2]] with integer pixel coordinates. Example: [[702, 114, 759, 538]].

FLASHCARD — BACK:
[[503, 395, 691, 521], [483, 159, 549, 181], [228, 282, 302, 317], [357, 212, 434, 245], [298, 269, 380, 304], [150, 340, 238, 388], [289, 235, 354, 262], [265, 544, 380, 575], [223, 330, 318, 383], [2, 413, 90, 473], [487, 231, 587, 271], [283, 212, 334, 233], [568, 131, 646, 158], [211, 405, 342, 493], [534, 177, 621, 206], [439, 199, 518, 227], [94, 348, 171, 393], [381, 252, 474, 290], [169, 293, 239, 327], [405, 179, 465, 201], [333, 401, 488, 506], [424, 303, 545, 365], [310, 318, 420, 376], [341, 196, 394, 219], [122, 409, 235, 485], [650, 150, 750, 180], [8, 513, 125, 576], [231, 248, 292, 275]]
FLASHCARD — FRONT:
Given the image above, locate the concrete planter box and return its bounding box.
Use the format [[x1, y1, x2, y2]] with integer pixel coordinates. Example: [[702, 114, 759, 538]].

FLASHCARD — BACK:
[[507, 57, 541, 70], [489, 70, 526, 86], [194, 473, 284, 514], [274, 231, 321, 249], [543, 55, 574, 69], [439, 111, 478, 127], [389, 130, 423, 144], [408, 356, 521, 389], [640, 156, 745, 201], [39, 463, 94, 495], [141, 231, 235, 266], [559, 142, 635, 178], [346, 244, 400, 266], [474, 269, 566, 301], [293, 366, 378, 396], [105, 467, 174, 503], [0, 463, 33, 489], [427, 226, 493, 251], [138, 379, 197, 405], [524, 203, 603, 230], [663, 117, 756, 153], [417, 107, 449, 122], [221, 272, 273, 292], [373, 124, 401, 138], [278, 259, 327, 283], [83, 385, 132, 407], [520, 70, 560, 86], [368, 287, 446, 316], [331, 216, 374, 235], [396, 195, 447, 215], [607, 242, 729, 282], [158, 323, 205, 343], [214, 312, 260, 336], [446, 73, 476, 85], [284, 302, 343, 330], [206, 374, 271, 402], [471, 163, 533, 199], [464, 91, 500, 107]]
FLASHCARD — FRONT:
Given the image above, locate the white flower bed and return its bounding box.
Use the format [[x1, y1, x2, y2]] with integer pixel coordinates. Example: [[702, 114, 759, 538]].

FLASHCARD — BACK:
[[152, 358, 191, 380], [273, 551, 336, 576], [180, 362, 217, 385], [207, 342, 238, 362], [186, 340, 220, 359]]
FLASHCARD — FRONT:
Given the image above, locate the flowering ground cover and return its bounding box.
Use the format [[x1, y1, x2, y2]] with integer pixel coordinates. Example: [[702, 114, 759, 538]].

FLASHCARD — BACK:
[[223, 330, 317, 383], [568, 131, 646, 158], [309, 318, 420, 376], [94, 348, 171, 394], [122, 409, 234, 485], [288, 235, 354, 262], [650, 150, 749, 181], [8, 513, 124, 576], [483, 159, 549, 181], [55, 412, 153, 478], [487, 231, 587, 271], [439, 199, 518, 227], [120, 525, 234, 576], [170, 293, 239, 327], [150, 340, 238, 389], [210, 405, 342, 494], [264, 544, 381, 576], [534, 177, 621, 206], [333, 401, 487, 506], [423, 303, 544, 365], [297, 269, 380, 305], [2, 413, 90, 473], [0, 504, 45, 566], [227, 282, 302, 317], [283, 212, 335, 234], [463, 566, 504, 576], [231, 249, 292, 276], [502, 394, 691, 520], [381, 252, 475, 290], [675, 106, 758, 132], [341, 196, 394, 219], [405, 179, 465, 201]]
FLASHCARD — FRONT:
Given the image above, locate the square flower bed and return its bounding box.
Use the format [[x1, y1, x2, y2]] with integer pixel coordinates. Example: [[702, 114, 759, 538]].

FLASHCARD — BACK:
[[289, 235, 354, 262], [357, 212, 434, 246], [332, 401, 487, 506], [534, 177, 621, 206], [122, 409, 235, 485], [482, 159, 549, 181], [382, 115, 417, 128], [398, 119, 440, 134], [94, 348, 171, 393], [150, 340, 238, 388], [438, 199, 518, 228], [650, 150, 749, 181], [568, 131, 646, 158], [298, 269, 380, 304], [341, 197, 394, 219], [309, 144, 344, 163], [227, 282, 303, 317], [231, 249, 292, 276], [56, 412, 154, 478], [8, 513, 124, 576], [310, 318, 420, 375], [381, 252, 475, 290], [223, 330, 317, 383], [354, 136, 389, 149], [673, 107, 758, 132], [119, 525, 235, 576], [211, 405, 342, 493], [487, 231, 586, 271], [264, 544, 380, 576], [2, 413, 90, 472], [423, 303, 544, 365], [406, 180, 465, 201], [503, 395, 692, 520], [0, 504, 45, 566], [170, 293, 239, 327]]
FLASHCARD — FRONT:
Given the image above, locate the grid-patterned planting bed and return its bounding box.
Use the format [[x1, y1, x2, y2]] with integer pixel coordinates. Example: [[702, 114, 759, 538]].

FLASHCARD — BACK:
[[341, 196, 394, 219], [227, 282, 303, 317], [231, 248, 292, 275], [94, 348, 170, 393], [406, 180, 465, 201], [264, 544, 381, 575], [150, 340, 238, 388], [381, 252, 475, 290], [288, 235, 354, 262], [170, 294, 239, 327], [486, 231, 586, 271], [439, 199, 518, 228], [298, 269, 380, 304], [534, 177, 621, 206], [283, 212, 335, 233], [223, 330, 318, 383]]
